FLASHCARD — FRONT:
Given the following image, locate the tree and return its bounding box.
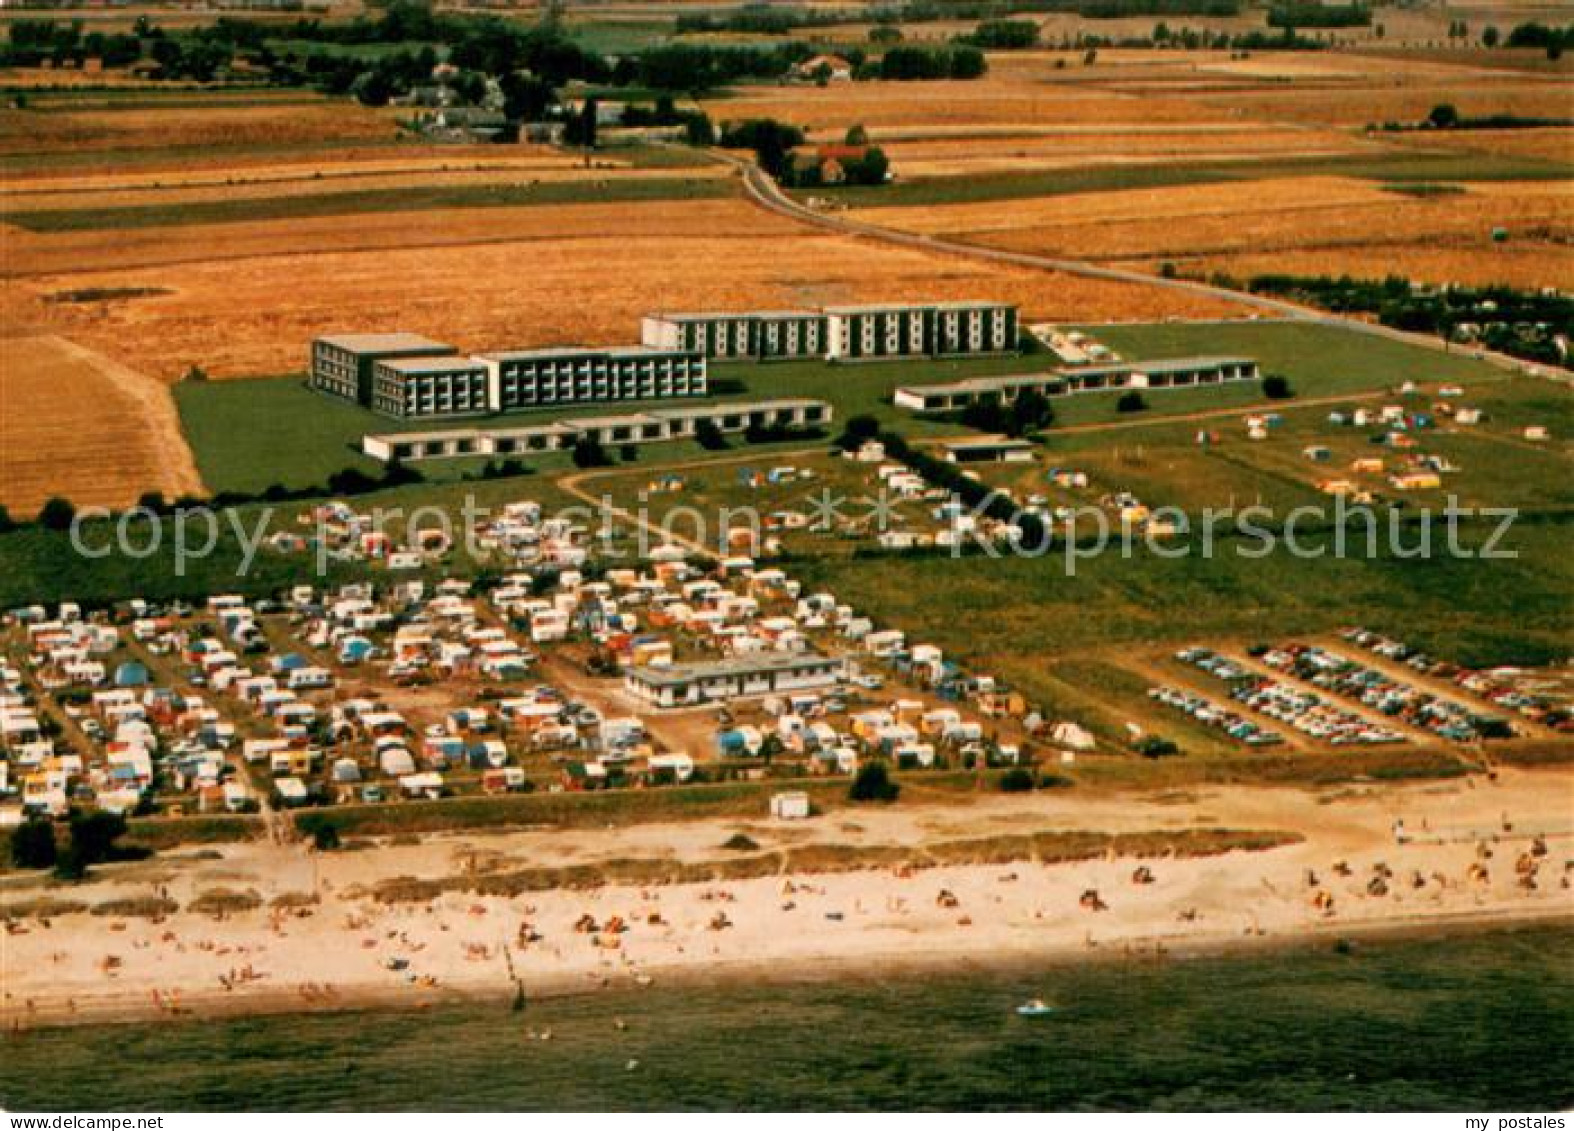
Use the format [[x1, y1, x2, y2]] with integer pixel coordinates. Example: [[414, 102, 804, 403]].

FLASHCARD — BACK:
[[0, 505, 15, 534], [571, 437, 612, 468], [845, 122, 869, 146], [695, 419, 730, 451], [1482, 25, 1499, 47], [1116, 391, 1148, 414], [1009, 389, 1054, 436], [848, 761, 900, 803], [10, 817, 57, 870], [136, 491, 166, 514], [55, 809, 132, 879], [837, 413, 881, 449], [1427, 102, 1459, 129], [1262, 374, 1294, 399], [868, 24, 902, 44], [998, 767, 1035, 793], [37, 496, 76, 531]]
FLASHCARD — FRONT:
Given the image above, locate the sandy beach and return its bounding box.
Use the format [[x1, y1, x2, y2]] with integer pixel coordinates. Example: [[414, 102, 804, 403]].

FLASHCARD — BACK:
[[3, 767, 1572, 1030]]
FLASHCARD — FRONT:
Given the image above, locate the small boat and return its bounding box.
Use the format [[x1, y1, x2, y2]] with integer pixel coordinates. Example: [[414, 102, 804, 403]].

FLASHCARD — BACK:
[[1016, 999, 1055, 1017]]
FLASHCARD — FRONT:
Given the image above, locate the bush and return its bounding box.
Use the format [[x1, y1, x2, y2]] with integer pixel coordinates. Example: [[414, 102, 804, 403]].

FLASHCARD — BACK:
[[1262, 374, 1294, 399], [571, 437, 613, 468], [54, 809, 134, 879], [695, 420, 730, 451], [37, 496, 76, 531], [1116, 391, 1148, 414], [848, 761, 900, 803], [10, 817, 58, 870], [998, 767, 1036, 793], [1134, 735, 1180, 759]]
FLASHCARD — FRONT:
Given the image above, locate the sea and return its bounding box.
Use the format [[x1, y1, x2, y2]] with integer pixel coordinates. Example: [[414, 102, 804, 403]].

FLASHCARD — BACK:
[[3, 924, 1571, 1112]]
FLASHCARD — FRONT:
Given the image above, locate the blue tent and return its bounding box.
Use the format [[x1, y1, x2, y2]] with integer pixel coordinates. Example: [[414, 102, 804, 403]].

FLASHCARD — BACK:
[[114, 661, 149, 688]]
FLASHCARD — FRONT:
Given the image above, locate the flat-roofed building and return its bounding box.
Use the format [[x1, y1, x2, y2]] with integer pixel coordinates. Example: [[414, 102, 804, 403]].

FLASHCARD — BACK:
[[625, 653, 845, 708], [361, 399, 832, 463], [823, 301, 1017, 361], [893, 356, 1259, 413], [641, 311, 827, 361], [311, 333, 456, 405], [371, 355, 491, 419], [480, 346, 706, 410], [930, 301, 1017, 357], [825, 303, 931, 361]]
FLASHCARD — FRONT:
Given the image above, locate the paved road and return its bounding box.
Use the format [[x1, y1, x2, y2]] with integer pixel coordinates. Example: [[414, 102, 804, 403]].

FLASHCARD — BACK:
[[712, 151, 1568, 387]]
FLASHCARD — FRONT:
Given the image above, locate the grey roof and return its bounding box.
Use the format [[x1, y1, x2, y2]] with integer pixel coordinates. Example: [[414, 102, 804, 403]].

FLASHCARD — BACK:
[[897, 357, 1257, 400], [480, 345, 700, 363], [376, 355, 486, 375], [316, 333, 454, 356], [628, 652, 843, 687]]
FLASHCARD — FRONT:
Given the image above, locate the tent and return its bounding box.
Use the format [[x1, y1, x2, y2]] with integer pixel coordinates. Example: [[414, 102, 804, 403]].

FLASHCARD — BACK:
[[113, 661, 149, 688]]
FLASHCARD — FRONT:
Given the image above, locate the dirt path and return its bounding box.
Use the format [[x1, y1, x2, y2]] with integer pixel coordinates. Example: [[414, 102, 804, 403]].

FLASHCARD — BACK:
[[714, 150, 1571, 390]]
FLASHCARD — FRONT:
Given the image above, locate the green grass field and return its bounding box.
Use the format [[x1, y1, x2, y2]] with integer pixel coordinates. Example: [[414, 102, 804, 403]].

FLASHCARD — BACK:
[[3, 176, 731, 233], [175, 322, 1514, 497]]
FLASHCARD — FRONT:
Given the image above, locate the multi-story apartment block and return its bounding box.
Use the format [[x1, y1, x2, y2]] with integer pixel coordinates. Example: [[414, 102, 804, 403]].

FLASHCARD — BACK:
[[479, 346, 707, 411], [370, 355, 491, 419], [310, 333, 457, 404], [640, 311, 828, 361]]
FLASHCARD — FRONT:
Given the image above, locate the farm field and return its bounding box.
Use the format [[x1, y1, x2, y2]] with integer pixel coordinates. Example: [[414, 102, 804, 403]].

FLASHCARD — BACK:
[[2, 189, 1241, 385], [0, 334, 204, 515]]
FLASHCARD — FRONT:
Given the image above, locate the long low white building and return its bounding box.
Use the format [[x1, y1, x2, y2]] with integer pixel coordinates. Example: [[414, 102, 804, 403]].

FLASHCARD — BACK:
[[624, 653, 845, 708], [892, 356, 1259, 413], [362, 399, 833, 463]]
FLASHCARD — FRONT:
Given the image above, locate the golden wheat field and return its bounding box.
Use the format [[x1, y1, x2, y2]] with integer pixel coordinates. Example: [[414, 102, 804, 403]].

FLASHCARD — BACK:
[[5, 195, 1244, 381], [873, 127, 1376, 177], [0, 100, 407, 158], [0, 334, 204, 515], [852, 177, 1574, 288]]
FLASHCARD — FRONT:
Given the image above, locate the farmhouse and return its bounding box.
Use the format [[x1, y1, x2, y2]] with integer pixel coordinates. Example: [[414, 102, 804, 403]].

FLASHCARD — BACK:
[[893, 356, 1259, 412], [361, 399, 832, 462], [310, 333, 457, 405], [641, 311, 828, 361], [624, 653, 845, 708], [480, 346, 706, 410]]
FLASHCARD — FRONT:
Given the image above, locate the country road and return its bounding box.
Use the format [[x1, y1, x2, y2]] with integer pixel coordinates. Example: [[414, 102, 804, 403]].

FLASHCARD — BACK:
[[710, 150, 1569, 388]]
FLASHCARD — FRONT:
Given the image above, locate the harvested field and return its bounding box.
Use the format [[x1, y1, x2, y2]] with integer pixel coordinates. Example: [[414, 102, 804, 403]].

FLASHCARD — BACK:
[[1189, 80, 1573, 128], [700, 80, 1237, 136], [0, 149, 659, 210], [0, 100, 406, 158], [1164, 246, 1574, 292], [0, 334, 205, 515], [874, 127, 1374, 178], [849, 177, 1574, 288], [6, 196, 1243, 381], [1391, 128, 1574, 164]]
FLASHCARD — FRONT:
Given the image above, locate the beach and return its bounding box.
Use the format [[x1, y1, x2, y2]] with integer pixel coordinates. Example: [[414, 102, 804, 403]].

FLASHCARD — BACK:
[[3, 766, 1572, 1030]]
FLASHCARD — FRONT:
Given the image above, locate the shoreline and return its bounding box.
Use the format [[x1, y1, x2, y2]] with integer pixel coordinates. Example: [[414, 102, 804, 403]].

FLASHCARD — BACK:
[[6, 769, 1573, 1033], [6, 881, 1572, 1034]]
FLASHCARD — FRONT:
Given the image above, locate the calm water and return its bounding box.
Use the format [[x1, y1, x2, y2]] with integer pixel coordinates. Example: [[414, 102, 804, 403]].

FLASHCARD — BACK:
[[4, 925, 1572, 1111]]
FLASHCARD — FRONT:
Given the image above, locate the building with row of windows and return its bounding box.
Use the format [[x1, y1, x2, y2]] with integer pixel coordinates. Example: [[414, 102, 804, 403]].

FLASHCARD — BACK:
[[311, 334, 707, 420], [640, 301, 1018, 363], [360, 399, 833, 463], [892, 356, 1260, 413], [310, 333, 458, 404], [484, 346, 706, 412]]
